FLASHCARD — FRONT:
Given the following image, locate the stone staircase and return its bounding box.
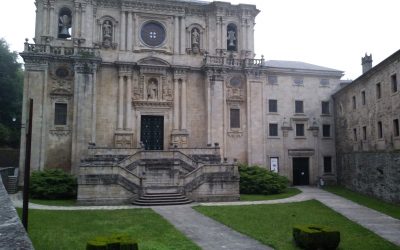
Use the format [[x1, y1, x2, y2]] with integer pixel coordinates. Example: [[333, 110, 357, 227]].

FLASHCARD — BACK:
[[132, 192, 192, 206]]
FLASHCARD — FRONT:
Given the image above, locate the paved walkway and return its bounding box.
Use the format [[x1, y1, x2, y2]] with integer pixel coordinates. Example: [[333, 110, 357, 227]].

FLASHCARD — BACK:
[[10, 187, 400, 247], [153, 205, 272, 250]]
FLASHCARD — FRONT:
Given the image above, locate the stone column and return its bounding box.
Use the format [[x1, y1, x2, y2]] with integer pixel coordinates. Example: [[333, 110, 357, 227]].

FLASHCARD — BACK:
[[216, 17, 221, 50], [248, 19, 254, 54], [91, 65, 97, 143], [206, 72, 212, 144], [181, 79, 187, 130], [120, 11, 126, 51], [180, 16, 186, 54], [48, 4, 55, 37], [241, 19, 247, 52], [118, 76, 124, 130], [173, 79, 180, 130], [74, 4, 80, 38], [133, 13, 137, 48], [126, 76, 132, 130], [174, 16, 179, 54], [127, 12, 133, 51], [42, 3, 48, 35], [80, 4, 86, 38]]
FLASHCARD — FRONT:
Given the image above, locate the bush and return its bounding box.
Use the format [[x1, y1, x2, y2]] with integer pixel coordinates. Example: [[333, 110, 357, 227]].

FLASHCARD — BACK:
[[293, 224, 340, 250], [86, 234, 138, 250], [239, 164, 288, 195], [30, 169, 77, 199]]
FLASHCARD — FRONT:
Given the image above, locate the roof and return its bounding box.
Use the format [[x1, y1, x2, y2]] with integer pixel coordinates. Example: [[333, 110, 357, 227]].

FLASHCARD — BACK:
[[264, 60, 342, 73], [172, 0, 209, 4]]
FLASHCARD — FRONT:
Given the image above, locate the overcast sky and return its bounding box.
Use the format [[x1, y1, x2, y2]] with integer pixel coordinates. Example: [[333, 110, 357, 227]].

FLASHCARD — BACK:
[[1, 0, 399, 80]]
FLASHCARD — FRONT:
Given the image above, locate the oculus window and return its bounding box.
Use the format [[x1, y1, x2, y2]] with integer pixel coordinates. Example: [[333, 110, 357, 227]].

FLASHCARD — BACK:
[[141, 21, 166, 47]]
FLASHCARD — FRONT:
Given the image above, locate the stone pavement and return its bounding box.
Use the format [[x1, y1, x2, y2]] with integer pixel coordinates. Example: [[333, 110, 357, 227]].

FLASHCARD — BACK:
[[153, 205, 272, 250], [10, 187, 400, 248]]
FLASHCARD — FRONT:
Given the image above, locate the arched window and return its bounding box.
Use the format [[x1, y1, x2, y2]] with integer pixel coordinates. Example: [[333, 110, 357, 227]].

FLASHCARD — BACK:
[[58, 8, 72, 39], [227, 24, 237, 51]]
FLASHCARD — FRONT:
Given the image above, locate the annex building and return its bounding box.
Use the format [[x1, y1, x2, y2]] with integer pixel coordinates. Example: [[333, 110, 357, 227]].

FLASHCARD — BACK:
[[20, 0, 343, 204]]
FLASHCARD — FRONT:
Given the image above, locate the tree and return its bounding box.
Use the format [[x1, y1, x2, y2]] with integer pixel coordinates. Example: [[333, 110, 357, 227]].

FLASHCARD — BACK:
[[0, 38, 23, 148]]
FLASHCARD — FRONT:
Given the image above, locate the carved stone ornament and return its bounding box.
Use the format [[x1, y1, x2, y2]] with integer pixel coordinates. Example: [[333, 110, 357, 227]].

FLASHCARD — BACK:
[[227, 131, 243, 138], [50, 129, 71, 137]]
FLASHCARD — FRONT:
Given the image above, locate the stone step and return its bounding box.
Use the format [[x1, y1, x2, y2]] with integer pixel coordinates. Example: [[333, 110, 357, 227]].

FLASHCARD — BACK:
[[132, 192, 192, 206]]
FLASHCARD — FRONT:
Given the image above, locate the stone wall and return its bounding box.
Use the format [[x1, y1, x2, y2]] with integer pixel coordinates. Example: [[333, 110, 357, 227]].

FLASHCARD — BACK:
[[0, 177, 34, 249], [337, 152, 400, 203]]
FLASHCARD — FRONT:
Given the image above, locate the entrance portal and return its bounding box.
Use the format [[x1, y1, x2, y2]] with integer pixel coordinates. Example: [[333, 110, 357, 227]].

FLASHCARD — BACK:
[[292, 157, 309, 185], [140, 115, 164, 150]]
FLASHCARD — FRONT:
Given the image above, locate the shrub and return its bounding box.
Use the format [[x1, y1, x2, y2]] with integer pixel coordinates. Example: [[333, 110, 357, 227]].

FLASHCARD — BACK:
[[30, 169, 77, 199], [293, 224, 340, 250], [86, 234, 138, 250], [239, 164, 288, 194]]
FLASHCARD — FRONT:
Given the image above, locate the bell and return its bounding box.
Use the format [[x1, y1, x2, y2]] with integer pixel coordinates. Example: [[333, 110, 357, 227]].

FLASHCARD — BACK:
[[58, 15, 71, 39], [58, 27, 71, 39]]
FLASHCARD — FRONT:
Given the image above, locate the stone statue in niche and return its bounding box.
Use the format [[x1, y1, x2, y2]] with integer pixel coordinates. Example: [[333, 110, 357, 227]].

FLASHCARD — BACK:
[[191, 28, 200, 53], [102, 20, 113, 48], [147, 79, 158, 100]]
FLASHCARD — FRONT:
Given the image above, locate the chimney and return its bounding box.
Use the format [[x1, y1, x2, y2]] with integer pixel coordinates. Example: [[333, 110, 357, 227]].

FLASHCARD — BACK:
[[361, 53, 373, 74]]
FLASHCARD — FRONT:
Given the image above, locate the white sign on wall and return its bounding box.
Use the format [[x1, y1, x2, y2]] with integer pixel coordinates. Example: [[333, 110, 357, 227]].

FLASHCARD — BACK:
[[270, 157, 279, 173]]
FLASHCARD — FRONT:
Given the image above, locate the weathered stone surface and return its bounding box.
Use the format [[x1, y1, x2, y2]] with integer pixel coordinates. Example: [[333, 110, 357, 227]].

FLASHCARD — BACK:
[[0, 178, 34, 250]]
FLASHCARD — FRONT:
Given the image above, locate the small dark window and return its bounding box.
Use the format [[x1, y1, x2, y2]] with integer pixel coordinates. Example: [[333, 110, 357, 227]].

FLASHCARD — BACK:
[[294, 77, 304, 85], [377, 121, 383, 139], [320, 79, 329, 86], [353, 128, 357, 141], [361, 91, 366, 105], [54, 103, 68, 125], [230, 108, 240, 128], [362, 126, 367, 140], [269, 123, 278, 136], [391, 74, 398, 93], [321, 101, 330, 114], [268, 75, 278, 84], [352, 96, 356, 109], [296, 123, 305, 136], [376, 82, 382, 99], [322, 124, 331, 137], [393, 119, 399, 137], [324, 156, 332, 173], [295, 100, 304, 113], [269, 99, 278, 113]]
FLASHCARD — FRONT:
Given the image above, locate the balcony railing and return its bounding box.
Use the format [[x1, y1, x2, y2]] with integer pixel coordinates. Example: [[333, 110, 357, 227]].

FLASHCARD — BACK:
[[23, 41, 99, 57], [203, 54, 264, 68]]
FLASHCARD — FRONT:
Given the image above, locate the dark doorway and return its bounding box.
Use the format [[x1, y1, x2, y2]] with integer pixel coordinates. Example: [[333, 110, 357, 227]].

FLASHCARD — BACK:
[[140, 115, 164, 150], [293, 157, 309, 185]]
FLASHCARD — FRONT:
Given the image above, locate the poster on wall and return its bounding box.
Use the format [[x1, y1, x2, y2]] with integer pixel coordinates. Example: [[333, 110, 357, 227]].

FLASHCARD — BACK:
[[270, 157, 279, 173]]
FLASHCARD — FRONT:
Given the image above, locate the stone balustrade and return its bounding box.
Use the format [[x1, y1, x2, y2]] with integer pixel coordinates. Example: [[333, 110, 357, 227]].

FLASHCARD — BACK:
[[203, 54, 264, 68], [23, 41, 100, 58]]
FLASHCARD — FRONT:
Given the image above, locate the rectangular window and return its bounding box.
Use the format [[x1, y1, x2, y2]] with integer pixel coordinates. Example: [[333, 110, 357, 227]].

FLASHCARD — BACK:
[[268, 75, 278, 84], [296, 123, 305, 137], [321, 101, 330, 115], [320, 78, 329, 87], [361, 91, 366, 105], [377, 121, 383, 139], [293, 77, 304, 85], [268, 99, 278, 113], [269, 123, 278, 136], [376, 82, 381, 99], [393, 119, 399, 137], [352, 96, 356, 109], [353, 128, 357, 141], [391, 74, 398, 93], [230, 109, 240, 128], [362, 126, 367, 140], [322, 124, 331, 137], [54, 103, 67, 125], [324, 156, 332, 173], [295, 100, 304, 113]]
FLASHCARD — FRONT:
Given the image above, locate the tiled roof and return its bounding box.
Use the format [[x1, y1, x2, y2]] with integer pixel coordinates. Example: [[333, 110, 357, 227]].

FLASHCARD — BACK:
[[264, 60, 342, 72]]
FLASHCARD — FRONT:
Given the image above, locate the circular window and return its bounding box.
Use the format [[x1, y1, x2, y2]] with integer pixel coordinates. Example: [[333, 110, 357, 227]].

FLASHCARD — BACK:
[[140, 21, 166, 47], [230, 77, 242, 88], [56, 67, 69, 78]]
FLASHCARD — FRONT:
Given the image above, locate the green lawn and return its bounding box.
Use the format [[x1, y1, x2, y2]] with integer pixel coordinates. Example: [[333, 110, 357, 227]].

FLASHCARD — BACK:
[[29, 198, 77, 206], [18, 208, 200, 250], [194, 200, 400, 250], [324, 186, 400, 220], [240, 188, 301, 201]]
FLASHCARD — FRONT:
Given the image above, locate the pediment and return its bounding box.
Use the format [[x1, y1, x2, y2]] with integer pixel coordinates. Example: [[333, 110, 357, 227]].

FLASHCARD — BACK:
[[137, 57, 170, 67]]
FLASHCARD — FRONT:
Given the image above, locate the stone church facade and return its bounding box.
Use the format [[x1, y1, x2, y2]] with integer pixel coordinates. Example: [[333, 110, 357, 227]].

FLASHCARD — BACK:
[[20, 0, 343, 204]]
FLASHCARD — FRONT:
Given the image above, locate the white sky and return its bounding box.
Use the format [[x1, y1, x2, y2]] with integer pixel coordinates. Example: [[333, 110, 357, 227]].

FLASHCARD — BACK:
[[1, 0, 399, 80]]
